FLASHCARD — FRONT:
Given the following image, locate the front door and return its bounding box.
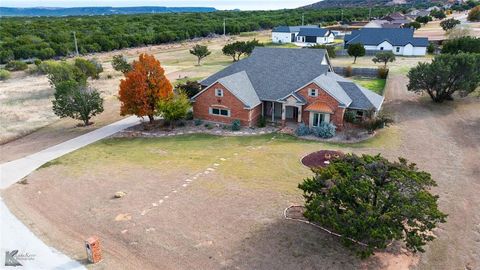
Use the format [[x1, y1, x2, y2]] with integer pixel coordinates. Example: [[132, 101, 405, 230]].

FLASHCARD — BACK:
[[292, 107, 298, 121]]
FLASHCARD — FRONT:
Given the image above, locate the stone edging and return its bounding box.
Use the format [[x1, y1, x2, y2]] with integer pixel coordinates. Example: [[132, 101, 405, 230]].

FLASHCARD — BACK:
[[284, 205, 369, 247]]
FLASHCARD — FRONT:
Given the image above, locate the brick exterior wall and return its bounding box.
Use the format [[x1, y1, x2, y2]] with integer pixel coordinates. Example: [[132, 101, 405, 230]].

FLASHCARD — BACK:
[[297, 82, 345, 128], [192, 82, 260, 127]]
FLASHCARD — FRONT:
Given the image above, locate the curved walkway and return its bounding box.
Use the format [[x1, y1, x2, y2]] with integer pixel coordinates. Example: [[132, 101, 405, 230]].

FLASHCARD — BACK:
[[0, 116, 141, 269]]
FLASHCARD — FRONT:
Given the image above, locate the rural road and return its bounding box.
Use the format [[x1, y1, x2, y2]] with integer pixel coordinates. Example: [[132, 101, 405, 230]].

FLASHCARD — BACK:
[[0, 116, 141, 269]]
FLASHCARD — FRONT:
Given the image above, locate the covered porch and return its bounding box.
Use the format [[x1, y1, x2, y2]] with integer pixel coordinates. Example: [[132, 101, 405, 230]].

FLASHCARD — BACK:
[[263, 101, 303, 125]]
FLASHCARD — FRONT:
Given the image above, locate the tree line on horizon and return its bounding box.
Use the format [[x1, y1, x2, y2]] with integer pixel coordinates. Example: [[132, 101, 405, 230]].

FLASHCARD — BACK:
[[0, 7, 395, 63]]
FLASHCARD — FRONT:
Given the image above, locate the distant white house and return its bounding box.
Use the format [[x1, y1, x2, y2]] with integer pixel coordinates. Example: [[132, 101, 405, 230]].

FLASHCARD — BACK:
[[271, 25, 335, 46], [344, 28, 428, 56]]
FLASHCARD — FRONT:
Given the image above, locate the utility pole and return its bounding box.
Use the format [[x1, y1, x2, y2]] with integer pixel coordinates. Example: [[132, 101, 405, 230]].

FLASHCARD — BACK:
[[302, 13, 304, 26], [369, 8, 372, 20], [73, 31, 79, 56], [223, 18, 226, 36], [341, 10, 344, 22]]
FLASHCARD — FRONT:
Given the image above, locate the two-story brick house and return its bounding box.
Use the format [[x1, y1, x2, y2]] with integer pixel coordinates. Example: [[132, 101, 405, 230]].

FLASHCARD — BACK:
[[191, 48, 384, 128]]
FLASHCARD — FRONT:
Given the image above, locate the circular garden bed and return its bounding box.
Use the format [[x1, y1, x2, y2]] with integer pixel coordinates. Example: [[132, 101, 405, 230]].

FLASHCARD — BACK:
[[301, 150, 344, 169]]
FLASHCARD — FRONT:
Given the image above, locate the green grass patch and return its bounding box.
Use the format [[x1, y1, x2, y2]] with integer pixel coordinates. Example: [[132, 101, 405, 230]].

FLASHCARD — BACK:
[[239, 32, 259, 37], [39, 159, 62, 169], [37, 130, 399, 193], [351, 77, 386, 95], [264, 42, 299, 48]]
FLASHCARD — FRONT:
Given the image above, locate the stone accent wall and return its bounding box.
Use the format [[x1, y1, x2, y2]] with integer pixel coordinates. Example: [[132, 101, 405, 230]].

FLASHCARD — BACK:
[[192, 82, 260, 127]]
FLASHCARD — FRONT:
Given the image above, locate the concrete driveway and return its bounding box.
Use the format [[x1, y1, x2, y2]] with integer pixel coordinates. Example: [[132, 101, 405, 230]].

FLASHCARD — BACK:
[[0, 116, 141, 269]]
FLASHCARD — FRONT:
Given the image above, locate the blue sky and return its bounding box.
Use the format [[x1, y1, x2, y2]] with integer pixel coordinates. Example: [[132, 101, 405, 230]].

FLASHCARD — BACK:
[[1, 0, 318, 10]]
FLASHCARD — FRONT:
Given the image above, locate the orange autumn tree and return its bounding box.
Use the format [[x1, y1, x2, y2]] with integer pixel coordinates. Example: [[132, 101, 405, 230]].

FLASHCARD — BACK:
[[119, 53, 173, 123]]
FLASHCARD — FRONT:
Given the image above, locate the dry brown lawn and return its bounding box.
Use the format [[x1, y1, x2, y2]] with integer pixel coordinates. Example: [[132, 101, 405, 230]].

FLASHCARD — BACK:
[[3, 70, 480, 269], [0, 31, 271, 161]]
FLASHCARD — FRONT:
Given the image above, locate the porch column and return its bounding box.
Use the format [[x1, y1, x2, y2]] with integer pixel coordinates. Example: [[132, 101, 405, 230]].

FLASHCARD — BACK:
[[281, 103, 286, 127], [297, 105, 302, 123], [271, 101, 275, 122]]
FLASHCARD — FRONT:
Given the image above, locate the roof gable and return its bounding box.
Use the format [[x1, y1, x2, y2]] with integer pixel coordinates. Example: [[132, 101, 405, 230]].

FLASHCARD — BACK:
[[217, 71, 261, 108], [201, 47, 329, 101], [345, 28, 428, 47], [272, 25, 319, 33], [297, 28, 329, 37], [338, 82, 384, 111]]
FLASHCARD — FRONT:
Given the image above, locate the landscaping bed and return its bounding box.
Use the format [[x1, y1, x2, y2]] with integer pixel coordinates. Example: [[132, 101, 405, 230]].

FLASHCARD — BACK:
[[301, 150, 344, 168], [113, 119, 278, 138]]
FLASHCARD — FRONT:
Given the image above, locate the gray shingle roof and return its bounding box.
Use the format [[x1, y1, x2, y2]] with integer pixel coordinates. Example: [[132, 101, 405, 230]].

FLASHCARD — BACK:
[[312, 72, 352, 107], [345, 28, 428, 47], [198, 47, 383, 112], [217, 71, 261, 108], [200, 47, 329, 101], [272, 25, 319, 33], [297, 28, 330, 37], [338, 81, 384, 111]]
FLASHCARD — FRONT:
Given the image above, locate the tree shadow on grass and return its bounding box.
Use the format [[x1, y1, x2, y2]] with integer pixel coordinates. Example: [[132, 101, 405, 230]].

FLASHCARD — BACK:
[[222, 219, 388, 270], [383, 96, 457, 125]]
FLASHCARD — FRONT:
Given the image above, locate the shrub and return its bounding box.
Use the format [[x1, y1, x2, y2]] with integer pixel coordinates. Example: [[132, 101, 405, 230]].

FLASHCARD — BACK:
[[344, 110, 357, 124], [468, 6, 480, 22], [427, 43, 436, 54], [298, 154, 447, 258], [231, 119, 241, 131], [34, 59, 42, 66], [441, 37, 480, 54], [5, 60, 28, 71], [176, 80, 202, 98], [0, 69, 11, 80], [194, 119, 203, 126], [107, 74, 112, 79], [156, 92, 191, 128], [309, 44, 336, 58], [74, 58, 103, 80], [344, 66, 353, 77], [311, 122, 336, 138], [295, 123, 311, 136], [257, 116, 266, 128], [0, 50, 14, 64], [112, 54, 132, 73], [204, 123, 213, 129], [185, 110, 194, 120], [377, 66, 389, 79], [362, 114, 393, 133]]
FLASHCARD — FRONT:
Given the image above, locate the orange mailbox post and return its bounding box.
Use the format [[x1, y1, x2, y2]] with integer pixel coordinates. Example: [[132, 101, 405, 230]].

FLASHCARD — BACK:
[[85, 236, 102, 263]]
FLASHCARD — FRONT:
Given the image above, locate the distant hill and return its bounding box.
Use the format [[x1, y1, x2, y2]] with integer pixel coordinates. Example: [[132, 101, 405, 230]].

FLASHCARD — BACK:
[[0, 6, 217, 17], [303, 0, 446, 8]]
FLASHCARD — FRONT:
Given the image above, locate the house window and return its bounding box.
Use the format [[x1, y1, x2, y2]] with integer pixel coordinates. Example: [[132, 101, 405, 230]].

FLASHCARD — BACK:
[[312, 113, 328, 127], [308, 88, 318, 97], [380, 47, 384, 50], [356, 110, 364, 120], [210, 107, 230, 117], [215, 89, 223, 97], [396, 47, 400, 53]]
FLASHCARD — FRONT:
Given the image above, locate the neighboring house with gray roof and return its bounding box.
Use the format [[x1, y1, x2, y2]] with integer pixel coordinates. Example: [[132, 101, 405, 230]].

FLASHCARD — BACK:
[[344, 28, 428, 56], [271, 25, 334, 46], [191, 47, 384, 129]]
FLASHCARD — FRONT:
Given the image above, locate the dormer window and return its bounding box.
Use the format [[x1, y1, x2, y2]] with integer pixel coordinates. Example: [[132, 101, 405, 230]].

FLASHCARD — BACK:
[[308, 88, 318, 97], [215, 88, 223, 97]]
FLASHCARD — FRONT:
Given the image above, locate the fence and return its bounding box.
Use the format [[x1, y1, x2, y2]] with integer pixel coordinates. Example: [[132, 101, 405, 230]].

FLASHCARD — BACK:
[[333, 66, 381, 78]]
